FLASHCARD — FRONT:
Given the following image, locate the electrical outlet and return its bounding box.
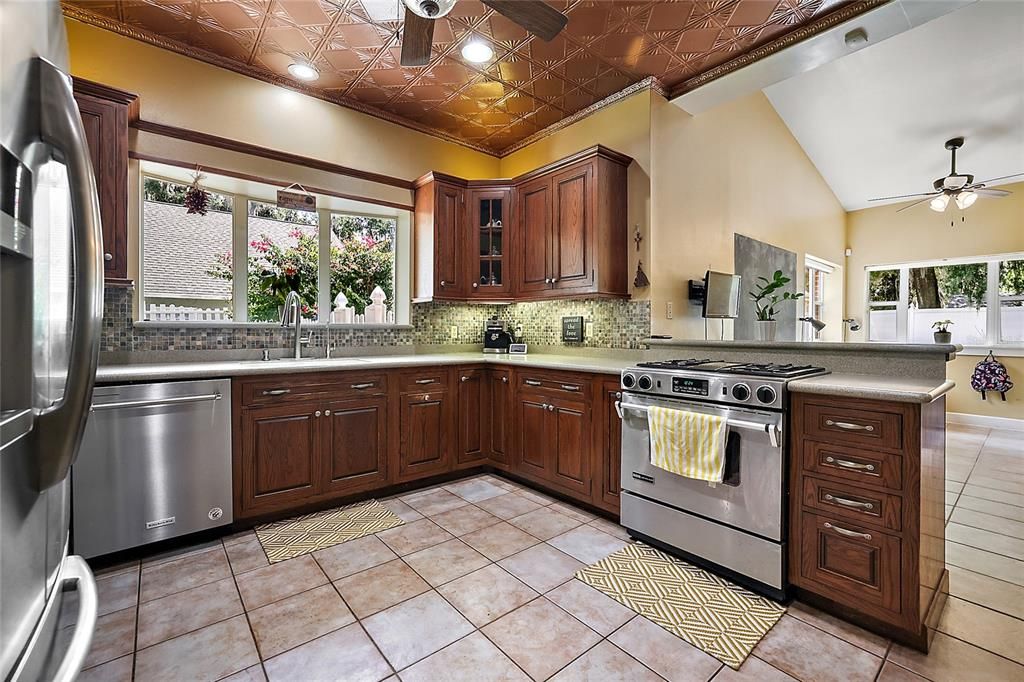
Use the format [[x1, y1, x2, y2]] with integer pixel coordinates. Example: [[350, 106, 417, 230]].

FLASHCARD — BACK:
[[585, 321, 594, 338], [666, 301, 673, 319], [449, 325, 458, 341]]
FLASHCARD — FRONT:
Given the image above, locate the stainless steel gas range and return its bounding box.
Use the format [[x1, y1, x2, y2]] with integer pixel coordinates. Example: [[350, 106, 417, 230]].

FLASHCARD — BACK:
[[617, 358, 827, 599]]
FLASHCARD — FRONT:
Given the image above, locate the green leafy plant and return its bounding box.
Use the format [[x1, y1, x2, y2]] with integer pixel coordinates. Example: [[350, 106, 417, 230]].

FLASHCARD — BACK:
[[749, 270, 803, 321], [931, 320, 954, 333]]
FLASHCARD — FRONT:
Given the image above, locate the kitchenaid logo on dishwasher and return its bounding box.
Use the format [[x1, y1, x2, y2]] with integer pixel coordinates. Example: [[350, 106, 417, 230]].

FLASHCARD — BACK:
[[632, 472, 655, 483], [146, 516, 176, 529]]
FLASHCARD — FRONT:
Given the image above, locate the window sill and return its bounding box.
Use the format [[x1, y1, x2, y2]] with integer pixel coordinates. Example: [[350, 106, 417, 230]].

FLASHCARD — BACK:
[[133, 320, 413, 331], [959, 346, 1024, 357]]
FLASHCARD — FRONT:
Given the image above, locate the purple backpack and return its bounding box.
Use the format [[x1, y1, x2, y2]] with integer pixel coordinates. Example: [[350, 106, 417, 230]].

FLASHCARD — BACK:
[[971, 351, 1014, 401]]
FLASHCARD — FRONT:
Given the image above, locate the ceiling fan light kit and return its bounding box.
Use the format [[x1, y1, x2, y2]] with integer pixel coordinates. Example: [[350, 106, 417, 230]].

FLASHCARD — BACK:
[[868, 136, 1020, 217]]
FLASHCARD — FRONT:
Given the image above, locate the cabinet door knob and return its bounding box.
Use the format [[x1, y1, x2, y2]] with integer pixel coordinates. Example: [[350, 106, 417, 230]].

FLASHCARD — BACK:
[[461, 376, 468, 382], [314, 410, 322, 417], [324, 409, 331, 416], [472, 283, 479, 288], [103, 252, 113, 262], [551, 277, 558, 283], [502, 376, 508, 383], [440, 279, 447, 287], [547, 404, 555, 412]]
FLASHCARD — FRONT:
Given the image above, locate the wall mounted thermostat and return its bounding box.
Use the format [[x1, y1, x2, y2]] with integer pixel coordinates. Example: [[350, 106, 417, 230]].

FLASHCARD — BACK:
[[562, 316, 585, 342], [509, 343, 528, 354]]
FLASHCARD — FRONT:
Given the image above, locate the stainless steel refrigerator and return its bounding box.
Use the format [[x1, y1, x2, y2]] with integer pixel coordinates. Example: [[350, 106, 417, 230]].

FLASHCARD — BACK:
[[1, 1, 103, 680]]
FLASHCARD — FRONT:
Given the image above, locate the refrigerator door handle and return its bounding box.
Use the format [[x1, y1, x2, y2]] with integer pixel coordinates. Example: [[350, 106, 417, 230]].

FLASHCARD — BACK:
[[32, 58, 103, 491], [51, 556, 98, 682]]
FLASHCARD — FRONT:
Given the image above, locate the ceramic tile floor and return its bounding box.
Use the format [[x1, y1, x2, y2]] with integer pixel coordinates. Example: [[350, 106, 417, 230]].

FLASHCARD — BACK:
[[75, 422, 1024, 682]]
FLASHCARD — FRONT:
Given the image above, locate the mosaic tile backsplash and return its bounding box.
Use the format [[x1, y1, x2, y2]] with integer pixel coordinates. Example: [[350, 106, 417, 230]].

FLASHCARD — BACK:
[[101, 287, 651, 354]]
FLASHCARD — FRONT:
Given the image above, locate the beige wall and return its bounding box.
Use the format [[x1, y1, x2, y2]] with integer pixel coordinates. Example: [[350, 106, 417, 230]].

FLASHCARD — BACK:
[[846, 182, 1024, 419], [499, 91, 653, 301], [65, 19, 500, 182], [649, 93, 847, 341]]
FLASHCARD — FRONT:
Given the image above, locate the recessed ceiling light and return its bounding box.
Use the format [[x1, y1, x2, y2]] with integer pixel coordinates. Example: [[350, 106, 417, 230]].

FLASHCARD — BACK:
[[461, 40, 493, 63], [288, 62, 320, 81]]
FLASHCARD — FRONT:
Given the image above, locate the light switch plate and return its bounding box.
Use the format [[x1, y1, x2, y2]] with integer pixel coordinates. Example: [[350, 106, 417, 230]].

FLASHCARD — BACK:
[[449, 325, 458, 340]]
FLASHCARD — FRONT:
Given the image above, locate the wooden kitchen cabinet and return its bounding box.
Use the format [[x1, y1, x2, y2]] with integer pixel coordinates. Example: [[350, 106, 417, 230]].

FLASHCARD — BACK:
[[321, 395, 389, 495], [547, 396, 591, 496], [397, 379, 454, 481], [487, 369, 513, 467], [414, 146, 631, 303], [456, 367, 488, 467], [593, 380, 623, 513], [789, 392, 947, 652], [239, 402, 321, 515], [73, 77, 138, 287], [414, 175, 466, 300]]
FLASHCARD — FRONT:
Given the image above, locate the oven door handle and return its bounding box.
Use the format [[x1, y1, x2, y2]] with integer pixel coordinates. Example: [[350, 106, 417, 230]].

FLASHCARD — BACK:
[[615, 401, 780, 448]]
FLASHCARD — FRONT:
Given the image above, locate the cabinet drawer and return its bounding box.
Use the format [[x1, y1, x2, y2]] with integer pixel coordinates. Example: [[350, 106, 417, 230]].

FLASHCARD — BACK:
[[241, 372, 387, 406], [398, 368, 450, 393], [803, 441, 903, 491], [802, 475, 902, 531], [803, 402, 904, 451], [517, 371, 590, 400], [798, 511, 902, 615]]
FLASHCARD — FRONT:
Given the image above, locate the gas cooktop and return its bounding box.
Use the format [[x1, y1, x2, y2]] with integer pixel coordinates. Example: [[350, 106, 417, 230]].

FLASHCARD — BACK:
[[635, 358, 826, 379]]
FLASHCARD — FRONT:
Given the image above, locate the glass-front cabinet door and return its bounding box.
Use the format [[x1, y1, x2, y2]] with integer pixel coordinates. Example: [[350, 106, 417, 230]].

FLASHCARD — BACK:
[[468, 187, 511, 298]]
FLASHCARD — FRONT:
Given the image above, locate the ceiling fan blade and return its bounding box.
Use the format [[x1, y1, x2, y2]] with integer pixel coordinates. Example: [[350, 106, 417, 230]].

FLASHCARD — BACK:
[[976, 172, 1024, 186], [400, 7, 434, 67], [482, 0, 568, 41], [896, 195, 938, 213], [868, 191, 939, 202], [975, 188, 1012, 197]]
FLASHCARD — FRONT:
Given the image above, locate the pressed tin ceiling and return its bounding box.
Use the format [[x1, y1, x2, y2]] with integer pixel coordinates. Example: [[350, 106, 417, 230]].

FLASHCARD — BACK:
[[62, 0, 878, 156]]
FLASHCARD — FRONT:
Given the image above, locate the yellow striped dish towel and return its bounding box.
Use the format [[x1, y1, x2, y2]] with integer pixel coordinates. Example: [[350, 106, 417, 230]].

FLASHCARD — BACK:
[[647, 406, 728, 483]]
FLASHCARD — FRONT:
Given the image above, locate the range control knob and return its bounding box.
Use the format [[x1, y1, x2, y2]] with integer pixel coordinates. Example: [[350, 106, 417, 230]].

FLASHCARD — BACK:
[[637, 375, 654, 390], [621, 373, 637, 389], [756, 385, 778, 405], [731, 383, 751, 401]]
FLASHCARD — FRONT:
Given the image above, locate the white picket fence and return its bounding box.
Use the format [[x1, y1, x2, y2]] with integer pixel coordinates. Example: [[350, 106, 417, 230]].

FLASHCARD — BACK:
[[146, 304, 232, 322], [870, 306, 1024, 344]]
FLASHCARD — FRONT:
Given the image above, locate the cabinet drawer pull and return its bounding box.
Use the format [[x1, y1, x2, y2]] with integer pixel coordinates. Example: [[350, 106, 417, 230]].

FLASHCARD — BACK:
[[501, 376, 509, 383], [261, 388, 291, 396], [415, 378, 436, 385], [324, 409, 331, 416], [825, 456, 876, 472], [525, 379, 542, 386], [350, 383, 375, 390], [314, 410, 322, 417], [825, 419, 874, 432], [824, 522, 872, 541], [560, 384, 580, 392], [547, 404, 555, 412], [824, 494, 874, 511], [461, 376, 469, 382]]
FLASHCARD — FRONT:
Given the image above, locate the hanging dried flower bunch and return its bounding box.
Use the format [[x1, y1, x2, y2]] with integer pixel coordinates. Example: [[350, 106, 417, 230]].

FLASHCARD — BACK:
[[184, 169, 210, 215]]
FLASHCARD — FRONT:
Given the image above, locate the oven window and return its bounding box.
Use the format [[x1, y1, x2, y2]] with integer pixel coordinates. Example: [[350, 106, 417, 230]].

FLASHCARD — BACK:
[[722, 432, 741, 487]]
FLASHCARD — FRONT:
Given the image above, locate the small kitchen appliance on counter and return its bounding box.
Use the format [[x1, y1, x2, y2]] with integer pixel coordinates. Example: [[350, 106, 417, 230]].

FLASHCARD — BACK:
[[617, 358, 827, 599], [483, 318, 513, 353]]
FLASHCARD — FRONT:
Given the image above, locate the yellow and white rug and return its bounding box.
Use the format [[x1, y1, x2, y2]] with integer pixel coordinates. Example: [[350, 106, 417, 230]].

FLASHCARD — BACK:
[[255, 499, 404, 563], [575, 542, 785, 669]]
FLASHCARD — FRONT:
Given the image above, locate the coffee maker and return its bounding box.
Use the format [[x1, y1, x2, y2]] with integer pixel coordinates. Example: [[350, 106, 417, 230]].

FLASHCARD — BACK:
[[483, 318, 513, 353]]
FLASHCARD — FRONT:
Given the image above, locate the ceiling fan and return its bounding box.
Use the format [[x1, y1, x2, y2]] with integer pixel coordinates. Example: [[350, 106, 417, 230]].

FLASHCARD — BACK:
[[399, 0, 568, 67], [868, 137, 1022, 214]]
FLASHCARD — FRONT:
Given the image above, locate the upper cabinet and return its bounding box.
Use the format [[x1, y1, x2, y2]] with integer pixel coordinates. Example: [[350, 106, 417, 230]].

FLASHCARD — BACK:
[[73, 78, 138, 287], [414, 146, 631, 303]]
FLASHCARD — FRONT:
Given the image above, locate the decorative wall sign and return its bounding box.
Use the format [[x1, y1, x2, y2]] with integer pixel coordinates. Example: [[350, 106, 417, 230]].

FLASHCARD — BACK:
[[277, 184, 316, 212]]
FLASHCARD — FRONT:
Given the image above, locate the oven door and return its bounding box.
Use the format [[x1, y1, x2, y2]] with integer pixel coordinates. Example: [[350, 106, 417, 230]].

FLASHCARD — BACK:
[[618, 391, 785, 541]]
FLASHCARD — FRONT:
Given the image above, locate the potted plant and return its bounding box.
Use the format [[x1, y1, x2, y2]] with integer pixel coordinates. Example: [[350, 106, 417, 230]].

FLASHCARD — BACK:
[[932, 320, 954, 344], [749, 270, 804, 341]]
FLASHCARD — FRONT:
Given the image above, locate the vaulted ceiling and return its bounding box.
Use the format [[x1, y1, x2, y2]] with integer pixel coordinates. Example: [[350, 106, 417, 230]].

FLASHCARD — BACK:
[[63, 0, 876, 155]]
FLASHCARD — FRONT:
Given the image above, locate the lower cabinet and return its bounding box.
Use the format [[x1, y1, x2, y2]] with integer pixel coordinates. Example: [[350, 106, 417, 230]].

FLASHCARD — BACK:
[[240, 402, 321, 515], [321, 396, 389, 495], [397, 388, 454, 480], [234, 365, 619, 520]]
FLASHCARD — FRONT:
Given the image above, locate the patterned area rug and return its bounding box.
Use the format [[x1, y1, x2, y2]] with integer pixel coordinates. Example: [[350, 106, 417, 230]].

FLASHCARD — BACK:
[[575, 542, 785, 669], [255, 500, 404, 563]]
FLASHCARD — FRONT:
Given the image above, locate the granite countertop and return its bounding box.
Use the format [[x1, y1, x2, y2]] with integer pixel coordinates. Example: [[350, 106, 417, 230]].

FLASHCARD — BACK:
[[96, 351, 955, 404], [95, 351, 630, 383], [789, 373, 955, 404]]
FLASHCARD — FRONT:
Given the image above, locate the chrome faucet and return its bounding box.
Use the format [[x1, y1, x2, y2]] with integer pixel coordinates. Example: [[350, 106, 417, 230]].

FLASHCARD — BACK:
[[280, 291, 308, 359]]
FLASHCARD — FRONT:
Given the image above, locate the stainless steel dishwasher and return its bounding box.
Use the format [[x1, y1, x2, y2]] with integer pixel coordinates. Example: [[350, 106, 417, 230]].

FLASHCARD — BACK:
[[72, 379, 233, 558]]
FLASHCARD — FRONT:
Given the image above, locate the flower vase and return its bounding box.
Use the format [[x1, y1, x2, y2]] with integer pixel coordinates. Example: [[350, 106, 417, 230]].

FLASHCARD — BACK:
[[756, 320, 778, 342]]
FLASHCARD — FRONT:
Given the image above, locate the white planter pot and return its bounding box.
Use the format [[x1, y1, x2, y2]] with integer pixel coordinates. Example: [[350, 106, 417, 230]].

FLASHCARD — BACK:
[[756, 320, 778, 342]]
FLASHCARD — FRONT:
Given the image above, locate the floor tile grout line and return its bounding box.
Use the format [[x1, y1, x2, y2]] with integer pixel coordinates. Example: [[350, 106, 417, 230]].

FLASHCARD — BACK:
[[327, 579, 397, 679], [932, 629, 1024, 669], [946, 519, 1024, 546], [777, 611, 888, 661], [945, 538, 1024, 565], [873, 641, 893, 682]]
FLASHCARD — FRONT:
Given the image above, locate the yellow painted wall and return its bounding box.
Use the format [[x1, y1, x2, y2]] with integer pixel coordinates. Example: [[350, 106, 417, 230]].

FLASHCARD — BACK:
[[499, 91, 653, 300], [64, 19, 499, 182], [649, 93, 847, 340], [846, 182, 1024, 419]]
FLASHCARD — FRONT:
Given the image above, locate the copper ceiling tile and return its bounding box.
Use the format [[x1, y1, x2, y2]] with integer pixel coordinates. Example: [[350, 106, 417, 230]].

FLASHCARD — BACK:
[[64, 0, 874, 155]]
